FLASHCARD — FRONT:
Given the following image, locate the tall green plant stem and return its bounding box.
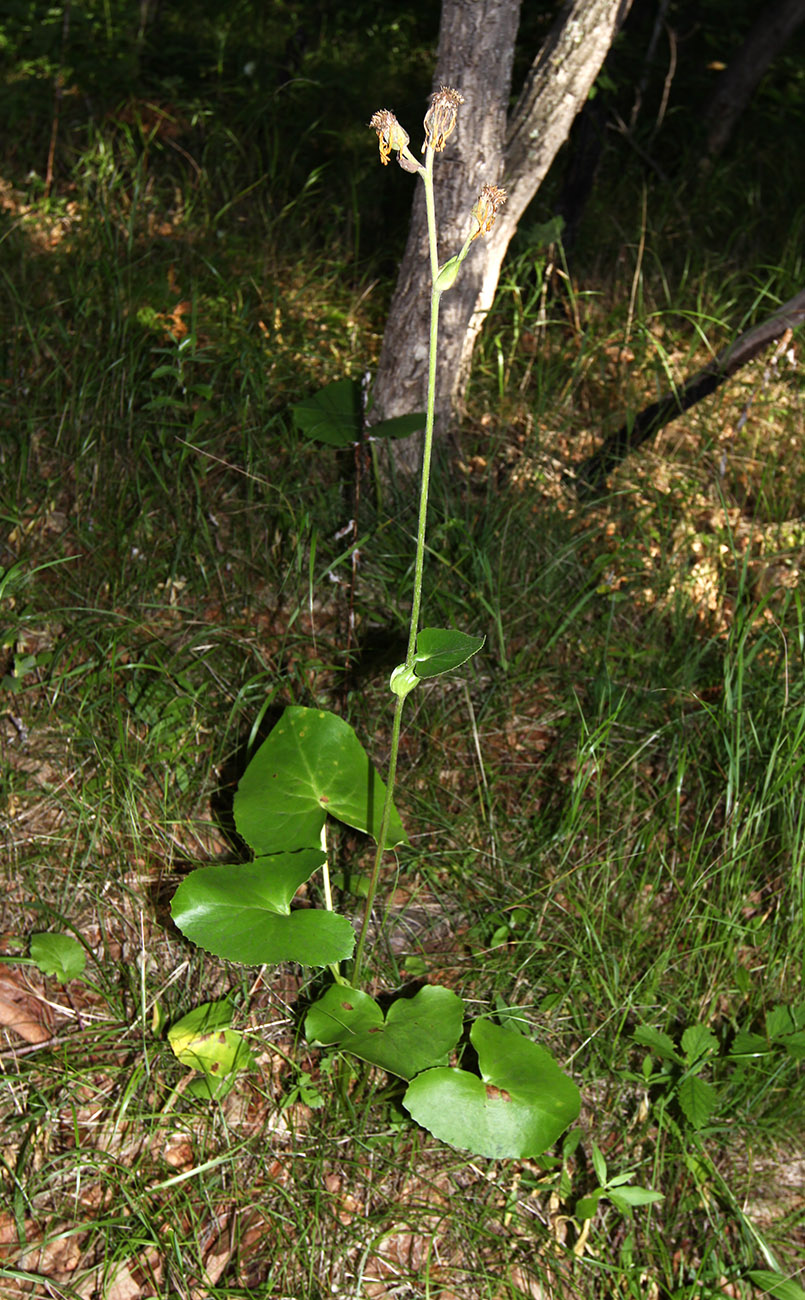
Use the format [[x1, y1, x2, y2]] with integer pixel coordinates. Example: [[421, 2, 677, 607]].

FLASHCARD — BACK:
[[352, 149, 441, 989]]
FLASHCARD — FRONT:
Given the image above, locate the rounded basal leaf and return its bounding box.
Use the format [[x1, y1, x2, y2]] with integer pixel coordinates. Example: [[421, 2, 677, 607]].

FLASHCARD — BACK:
[[168, 1001, 252, 1090], [403, 1018, 580, 1159], [291, 379, 362, 447], [413, 628, 485, 679], [171, 852, 355, 967], [30, 932, 86, 983], [305, 983, 464, 1080], [234, 707, 407, 855]]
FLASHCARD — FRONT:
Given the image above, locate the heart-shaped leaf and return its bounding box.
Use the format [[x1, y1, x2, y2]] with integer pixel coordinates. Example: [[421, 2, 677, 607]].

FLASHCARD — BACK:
[[305, 983, 464, 1079], [30, 932, 86, 983], [413, 628, 485, 679], [292, 379, 362, 447], [171, 851, 355, 967], [234, 707, 407, 855], [168, 1001, 252, 1095], [403, 1018, 580, 1159]]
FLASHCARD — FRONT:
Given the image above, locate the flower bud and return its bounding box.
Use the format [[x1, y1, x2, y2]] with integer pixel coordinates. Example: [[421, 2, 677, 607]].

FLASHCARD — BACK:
[[390, 663, 419, 698], [435, 254, 462, 293], [423, 86, 464, 153]]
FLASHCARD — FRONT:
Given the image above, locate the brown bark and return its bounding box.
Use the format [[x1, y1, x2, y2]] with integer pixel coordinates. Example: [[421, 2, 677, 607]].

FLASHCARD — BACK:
[[702, 0, 805, 161], [574, 287, 805, 493], [370, 0, 633, 474]]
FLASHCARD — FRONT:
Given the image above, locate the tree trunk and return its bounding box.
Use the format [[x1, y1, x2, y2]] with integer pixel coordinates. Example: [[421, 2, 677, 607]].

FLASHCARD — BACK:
[[370, 0, 633, 474], [702, 0, 805, 162]]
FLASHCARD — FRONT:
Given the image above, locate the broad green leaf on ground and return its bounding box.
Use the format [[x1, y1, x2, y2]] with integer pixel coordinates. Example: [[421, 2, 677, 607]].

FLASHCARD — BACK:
[[403, 1018, 580, 1159], [780, 1032, 805, 1059], [677, 1074, 717, 1129], [747, 1271, 805, 1300], [168, 1001, 252, 1098], [292, 379, 362, 447], [305, 983, 463, 1080], [30, 933, 86, 983], [413, 627, 485, 679], [187, 1073, 239, 1101], [171, 851, 355, 966], [234, 707, 407, 854]]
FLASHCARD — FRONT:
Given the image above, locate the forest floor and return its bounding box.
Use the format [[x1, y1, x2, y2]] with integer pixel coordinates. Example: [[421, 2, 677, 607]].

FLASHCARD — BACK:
[[0, 146, 804, 1300]]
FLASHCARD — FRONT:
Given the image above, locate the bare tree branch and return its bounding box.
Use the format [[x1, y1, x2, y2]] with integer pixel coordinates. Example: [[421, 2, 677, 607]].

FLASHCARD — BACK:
[[574, 288, 805, 494]]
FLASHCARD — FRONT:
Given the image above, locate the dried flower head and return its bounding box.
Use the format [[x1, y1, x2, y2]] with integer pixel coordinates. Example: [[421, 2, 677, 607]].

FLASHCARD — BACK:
[[369, 110, 410, 166], [471, 184, 507, 239], [423, 86, 464, 152]]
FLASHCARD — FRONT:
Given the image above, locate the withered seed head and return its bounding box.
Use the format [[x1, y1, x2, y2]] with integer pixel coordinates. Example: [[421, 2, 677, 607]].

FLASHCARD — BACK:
[[470, 184, 507, 239], [369, 109, 410, 166], [423, 86, 464, 152]]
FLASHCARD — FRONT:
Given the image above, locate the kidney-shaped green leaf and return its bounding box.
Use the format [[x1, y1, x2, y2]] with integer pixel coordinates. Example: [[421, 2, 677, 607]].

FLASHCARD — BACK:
[[30, 932, 86, 983], [168, 1001, 251, 1070], [168, 1000, 252, 1101], [171, 851, 355, 967], [403, 1018, 580, 1159], [234, 707, 407, 855], [305, 983, 464, 1080], [413, 628, 485, 680], [292, 379, 362, 447]]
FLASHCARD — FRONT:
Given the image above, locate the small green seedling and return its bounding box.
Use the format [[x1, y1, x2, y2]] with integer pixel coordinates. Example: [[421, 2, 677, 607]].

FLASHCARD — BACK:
[[635, 1006, 805, 1139], [730, 1002, 805, 1062], [575, 1140, 664, 1221], [635, 1022, 720, 1130]]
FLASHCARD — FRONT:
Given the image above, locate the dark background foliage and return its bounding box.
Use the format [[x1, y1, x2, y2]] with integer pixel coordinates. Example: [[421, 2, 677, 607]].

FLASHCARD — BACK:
[[3, 0, 804, 267]]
